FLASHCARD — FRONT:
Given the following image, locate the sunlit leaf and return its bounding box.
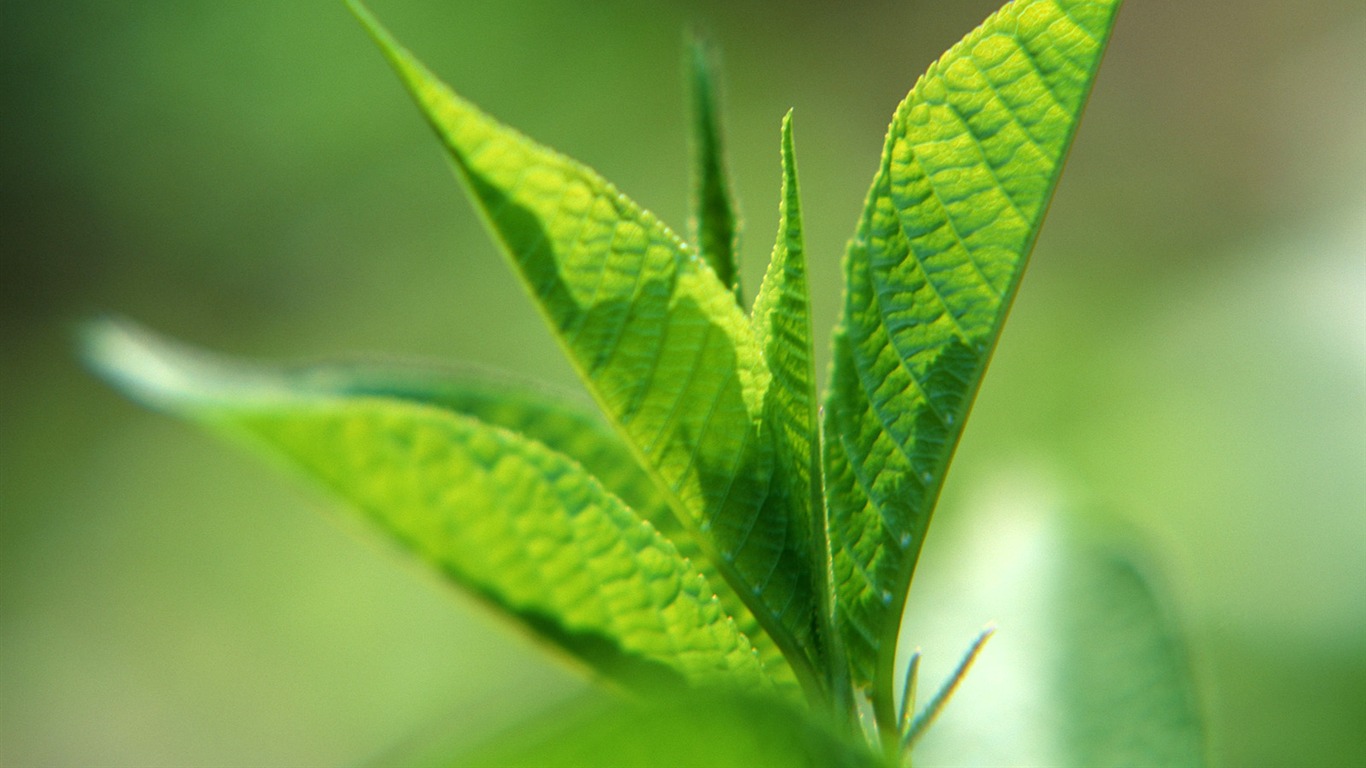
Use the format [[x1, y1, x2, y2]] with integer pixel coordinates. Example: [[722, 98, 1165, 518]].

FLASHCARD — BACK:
[[822, 0, 1123, 697], [349, 1, 824, 689], [164, 356, 798, 691], [750, 113, 846, 697], [83, 320, 778, 694]]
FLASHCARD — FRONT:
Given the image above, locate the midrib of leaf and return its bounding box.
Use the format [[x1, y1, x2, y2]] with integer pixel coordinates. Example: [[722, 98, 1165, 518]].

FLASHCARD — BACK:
[[821, 0, 1122, 711], [349, 1, 824, 692]]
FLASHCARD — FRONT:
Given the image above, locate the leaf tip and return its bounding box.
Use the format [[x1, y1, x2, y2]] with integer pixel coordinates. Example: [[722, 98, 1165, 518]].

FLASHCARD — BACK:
[[344, 0, 382, 42], [345, 0, 419, 83], [79, 319, 280, 414], [686, 30, 718, 83], [778, 110, 799, 187], [79, 318, 200, 410]]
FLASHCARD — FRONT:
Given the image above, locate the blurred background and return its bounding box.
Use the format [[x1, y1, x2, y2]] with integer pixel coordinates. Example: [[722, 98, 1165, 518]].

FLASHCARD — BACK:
[[3, 0, 1362, 764]]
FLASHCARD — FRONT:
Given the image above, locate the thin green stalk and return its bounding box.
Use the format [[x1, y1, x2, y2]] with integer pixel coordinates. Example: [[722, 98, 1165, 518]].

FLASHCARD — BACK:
[[904, 626, 995, 750]]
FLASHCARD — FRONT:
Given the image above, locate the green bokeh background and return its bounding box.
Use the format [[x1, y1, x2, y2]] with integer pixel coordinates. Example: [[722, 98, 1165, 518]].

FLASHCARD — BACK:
[[3, 0, 1362, 764]]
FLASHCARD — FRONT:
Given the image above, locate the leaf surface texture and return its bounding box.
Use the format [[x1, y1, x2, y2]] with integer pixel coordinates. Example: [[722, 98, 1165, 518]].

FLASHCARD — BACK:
[[83, 322, 777, 694], [822, 0, 1123, 690], [196, 359, 797, 689], [351, 3, 823, 683]]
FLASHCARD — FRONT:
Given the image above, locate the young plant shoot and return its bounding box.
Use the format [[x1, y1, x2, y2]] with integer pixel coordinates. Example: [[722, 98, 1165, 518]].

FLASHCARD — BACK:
[[86, 0, 1207, 763]]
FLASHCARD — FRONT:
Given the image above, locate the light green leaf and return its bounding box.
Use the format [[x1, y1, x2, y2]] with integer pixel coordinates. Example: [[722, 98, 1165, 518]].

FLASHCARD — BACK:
[[752, 113, 817, 551], [350, 2, 823, 690], [153, 355, 798, 692], [822, 0, 1122, 695], [263, 366, 674, 523], [687, 35, 742, 300], [82, 321, 777, 694]]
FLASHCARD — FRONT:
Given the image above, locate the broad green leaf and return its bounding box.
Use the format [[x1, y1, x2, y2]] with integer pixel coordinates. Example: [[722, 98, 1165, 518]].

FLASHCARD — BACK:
[[822, 0, 1122, 693], [452, 690, 885, 768], [144, 354, 797, 691], [350, 2, 823, 688], [83, 321, 776, 694], [750, 113, 846, 698], [687, 35, 742, 300]]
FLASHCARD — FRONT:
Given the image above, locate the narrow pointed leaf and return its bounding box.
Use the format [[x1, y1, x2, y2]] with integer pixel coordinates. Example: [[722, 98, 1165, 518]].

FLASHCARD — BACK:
[[171, 357, 797, 691], [750, 114, 844, 697], [351, 3, 822, 685], [687, 35, 742, 299], [822, 0, 1122, 692], [83, 321, 776, 694], [752, 113, 818, 548]]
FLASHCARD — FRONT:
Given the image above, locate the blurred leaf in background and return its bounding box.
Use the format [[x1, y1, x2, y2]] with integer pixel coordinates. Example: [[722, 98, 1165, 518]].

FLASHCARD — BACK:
[[2, 0, 1363, 765], [441, 690, 880, 768], [904, 480, 1207, 766]]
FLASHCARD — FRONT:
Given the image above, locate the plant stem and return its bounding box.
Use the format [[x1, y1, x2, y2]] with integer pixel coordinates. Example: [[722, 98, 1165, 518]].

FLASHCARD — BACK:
[[872, 673, 901, 762]]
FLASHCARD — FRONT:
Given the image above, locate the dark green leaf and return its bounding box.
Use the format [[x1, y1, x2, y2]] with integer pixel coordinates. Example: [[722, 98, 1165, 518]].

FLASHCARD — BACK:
[[687, 35, 742, 300]]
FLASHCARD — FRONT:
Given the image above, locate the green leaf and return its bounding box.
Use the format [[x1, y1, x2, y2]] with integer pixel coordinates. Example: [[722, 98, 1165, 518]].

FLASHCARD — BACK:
[[909, 512, 1206, 766], [1049, 520, 1207, 766], [822, 0, 1122, 696], [82, 321, 778, 695], [752, 113, 817, 554], [687, 35, 742, 300], [146, 353, 799, 692], [259, 365, 674, 524], [750, 113, 847, 700], [350, 2, 823, 690], [453, 690, 885, 768]]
